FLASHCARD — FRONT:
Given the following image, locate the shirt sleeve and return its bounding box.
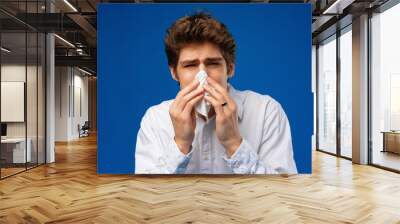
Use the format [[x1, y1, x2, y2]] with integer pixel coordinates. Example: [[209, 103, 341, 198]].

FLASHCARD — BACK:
[[134, 108, 193, 174], [224, 101, 297, 175]]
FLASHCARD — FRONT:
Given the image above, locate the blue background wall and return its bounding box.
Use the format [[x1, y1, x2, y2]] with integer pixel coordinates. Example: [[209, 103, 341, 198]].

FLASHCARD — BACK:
[[98, 3, 312, 174]]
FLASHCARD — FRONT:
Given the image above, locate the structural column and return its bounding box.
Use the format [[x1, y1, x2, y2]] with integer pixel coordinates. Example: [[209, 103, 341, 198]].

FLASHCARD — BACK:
[[46, 1, 55, 163], [352, 14, 369, 164]]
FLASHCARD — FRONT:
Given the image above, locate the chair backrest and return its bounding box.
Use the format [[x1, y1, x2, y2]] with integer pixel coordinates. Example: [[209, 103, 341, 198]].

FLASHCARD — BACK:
[[83, 121, 90, 129]]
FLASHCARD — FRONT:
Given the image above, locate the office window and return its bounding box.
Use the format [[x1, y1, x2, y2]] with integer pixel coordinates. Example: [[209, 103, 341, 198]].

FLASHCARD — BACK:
[[339, 27, 352, 158], [1, 31, 28, 178], [317, 35, 337, 154], [0, 1, 46, 179], [371, 2, 400, 171]]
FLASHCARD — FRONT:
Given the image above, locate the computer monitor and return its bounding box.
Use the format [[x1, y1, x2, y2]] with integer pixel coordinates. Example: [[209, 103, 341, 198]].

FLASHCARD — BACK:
[[1, 123, 7, 137]]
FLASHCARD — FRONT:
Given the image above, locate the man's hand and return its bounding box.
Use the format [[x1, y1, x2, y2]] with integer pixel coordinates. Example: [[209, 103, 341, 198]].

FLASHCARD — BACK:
[[203, 77, 242, 158], [169, 79, 204, 155]]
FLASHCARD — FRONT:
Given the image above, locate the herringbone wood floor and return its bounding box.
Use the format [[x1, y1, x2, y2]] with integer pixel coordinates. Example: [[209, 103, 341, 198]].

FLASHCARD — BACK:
[[1, 135, 400, 224]]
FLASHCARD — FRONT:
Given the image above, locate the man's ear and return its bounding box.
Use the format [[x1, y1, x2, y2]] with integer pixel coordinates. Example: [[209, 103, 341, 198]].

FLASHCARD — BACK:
[[169, 66, 179, 81], [228, 64, 235, 78]]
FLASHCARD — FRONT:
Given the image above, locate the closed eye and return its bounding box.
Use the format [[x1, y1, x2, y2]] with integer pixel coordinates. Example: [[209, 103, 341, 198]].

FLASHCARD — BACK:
[[184, 64, 196, 68]]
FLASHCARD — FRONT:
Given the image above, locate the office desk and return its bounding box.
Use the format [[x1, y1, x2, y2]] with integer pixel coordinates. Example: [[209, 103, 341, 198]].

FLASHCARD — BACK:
[[381, 131, 400, 154], [1, 138, 32, 163]]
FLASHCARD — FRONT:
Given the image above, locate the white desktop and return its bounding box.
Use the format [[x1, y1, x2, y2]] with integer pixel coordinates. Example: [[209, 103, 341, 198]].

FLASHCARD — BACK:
[[1, 124, 32, 164]]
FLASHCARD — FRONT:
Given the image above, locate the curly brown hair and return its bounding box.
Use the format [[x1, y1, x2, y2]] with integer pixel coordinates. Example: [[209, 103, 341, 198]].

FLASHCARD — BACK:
[[164, 12, 236, 73]]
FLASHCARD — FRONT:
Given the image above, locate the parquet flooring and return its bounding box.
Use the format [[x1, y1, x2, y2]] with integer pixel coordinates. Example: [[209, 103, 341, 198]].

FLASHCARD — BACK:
[[1, 134, 400, 223]]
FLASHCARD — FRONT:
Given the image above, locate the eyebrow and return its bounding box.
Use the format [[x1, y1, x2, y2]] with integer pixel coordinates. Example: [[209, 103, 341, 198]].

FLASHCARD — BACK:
[[180, 59, 198, 66], [205, 57, 224, 63], [180, 57, 224, 65]]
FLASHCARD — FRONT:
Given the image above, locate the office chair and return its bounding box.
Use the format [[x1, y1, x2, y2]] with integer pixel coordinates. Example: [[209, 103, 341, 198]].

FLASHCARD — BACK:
[[78, 121, 90, 138]]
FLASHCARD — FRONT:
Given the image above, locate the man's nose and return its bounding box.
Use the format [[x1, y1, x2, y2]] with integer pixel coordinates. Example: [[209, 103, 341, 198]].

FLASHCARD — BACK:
[[198, 64, 207, 73]]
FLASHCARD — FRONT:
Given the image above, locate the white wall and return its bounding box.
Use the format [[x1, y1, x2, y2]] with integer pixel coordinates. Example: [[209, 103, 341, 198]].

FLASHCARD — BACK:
[[55, 67, 89, 141], [1, 65, 40, 138], [1, 82, 25, 122], [72, 73, 89, 138], [1, 65, 26, 133], [55, 66, 69, 141]]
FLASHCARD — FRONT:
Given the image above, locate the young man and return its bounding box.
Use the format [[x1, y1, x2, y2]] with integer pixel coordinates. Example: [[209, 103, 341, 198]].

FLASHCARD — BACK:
[[135, 12, 297, 174]]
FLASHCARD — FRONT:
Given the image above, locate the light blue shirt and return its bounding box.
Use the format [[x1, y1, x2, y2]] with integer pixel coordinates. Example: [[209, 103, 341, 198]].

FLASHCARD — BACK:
[[135, 84, 297, 174]]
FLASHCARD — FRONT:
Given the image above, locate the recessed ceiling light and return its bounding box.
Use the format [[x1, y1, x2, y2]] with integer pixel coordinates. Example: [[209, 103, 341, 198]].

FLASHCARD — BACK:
[[54, 34, 75, 48], [322, 0, 354, 15], [1, 47, 11, 53], [78, 67, 93, 76], [63, 0, 78, 12]]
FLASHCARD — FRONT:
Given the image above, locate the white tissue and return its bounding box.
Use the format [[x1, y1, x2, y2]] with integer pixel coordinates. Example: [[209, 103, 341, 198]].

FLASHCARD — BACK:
[[195, 70, 211, 117]]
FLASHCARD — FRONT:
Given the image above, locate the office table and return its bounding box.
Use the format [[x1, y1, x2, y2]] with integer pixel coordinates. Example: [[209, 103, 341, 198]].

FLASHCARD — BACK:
[[381, 131, 400, 154], [1, 138, 32, 164]]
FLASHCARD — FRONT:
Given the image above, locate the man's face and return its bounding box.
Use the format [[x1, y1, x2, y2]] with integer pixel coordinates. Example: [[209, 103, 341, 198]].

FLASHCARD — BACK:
[[170, 42, 234, 89]]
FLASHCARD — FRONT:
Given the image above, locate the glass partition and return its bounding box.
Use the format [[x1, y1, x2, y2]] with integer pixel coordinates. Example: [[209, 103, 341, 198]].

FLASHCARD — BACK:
[[0, 1, 46, 179], [1, 30, 28, 177], [317, 35, 337, 155], [339, 27, 352, 158], [370, 3, 400, 171]]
